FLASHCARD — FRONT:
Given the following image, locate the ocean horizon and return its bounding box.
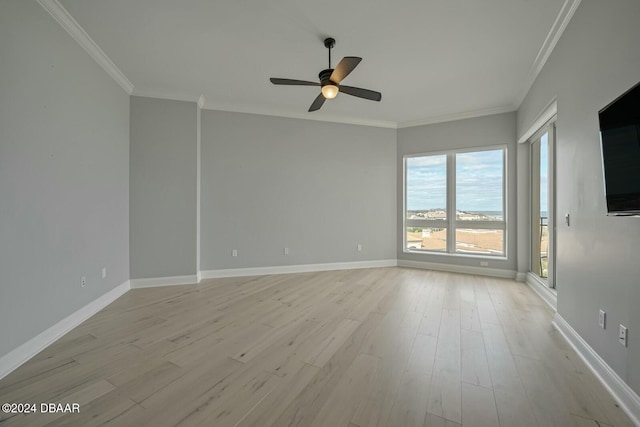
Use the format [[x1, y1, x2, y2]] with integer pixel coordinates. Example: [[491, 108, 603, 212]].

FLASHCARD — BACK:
[[407, 209, 549, 218]]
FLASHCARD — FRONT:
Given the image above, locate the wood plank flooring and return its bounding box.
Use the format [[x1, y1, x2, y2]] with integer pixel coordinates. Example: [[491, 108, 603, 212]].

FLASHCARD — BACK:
[[0, 267, 634, 426]]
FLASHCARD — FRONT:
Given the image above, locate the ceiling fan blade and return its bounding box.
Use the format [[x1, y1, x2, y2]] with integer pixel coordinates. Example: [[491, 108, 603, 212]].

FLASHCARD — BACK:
[[308, 93, 325, 112], [339, 85, 382, 102], [330, 57, 362, 83], [270, 78, 320, 86]]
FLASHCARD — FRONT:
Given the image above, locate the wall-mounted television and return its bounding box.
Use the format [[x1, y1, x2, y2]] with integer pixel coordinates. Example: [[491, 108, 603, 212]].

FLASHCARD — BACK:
[[599, 80, 640, 216]]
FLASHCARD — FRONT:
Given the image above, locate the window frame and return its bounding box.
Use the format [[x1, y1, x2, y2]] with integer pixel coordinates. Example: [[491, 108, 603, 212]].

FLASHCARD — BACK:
[[403, 145, 508, 259]]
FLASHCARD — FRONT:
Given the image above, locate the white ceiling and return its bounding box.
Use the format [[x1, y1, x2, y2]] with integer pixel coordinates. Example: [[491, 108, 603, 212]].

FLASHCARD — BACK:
[[57, 0, 571, 127]]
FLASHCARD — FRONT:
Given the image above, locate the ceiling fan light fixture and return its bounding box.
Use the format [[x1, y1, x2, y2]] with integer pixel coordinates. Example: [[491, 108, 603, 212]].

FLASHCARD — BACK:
[[321, 84, 339, 99]]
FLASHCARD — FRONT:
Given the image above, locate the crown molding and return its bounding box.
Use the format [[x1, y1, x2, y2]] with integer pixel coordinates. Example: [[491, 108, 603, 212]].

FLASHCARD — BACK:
[[132, 89, 204, 105], [518, 98, 557, 143], [514, 0, 581, 107], [37, 0, 579, 128], [397, 104, 516, 129], [200, 102, 398, 129], [37, 0, 133, 94], [197, 95, 206, 109], [131, 89, 396, 128], [129, 88, 522, 129], [133, 90, 519, 129]]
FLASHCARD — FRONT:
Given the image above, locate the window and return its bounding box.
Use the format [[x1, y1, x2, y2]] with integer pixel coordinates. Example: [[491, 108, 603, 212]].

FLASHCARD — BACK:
[[404, 148, 506, 257], [406, 155, 448, 251]]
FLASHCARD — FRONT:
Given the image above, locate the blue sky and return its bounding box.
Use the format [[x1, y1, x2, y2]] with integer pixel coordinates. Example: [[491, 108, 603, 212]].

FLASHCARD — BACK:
[[406, 149, 503, 212]]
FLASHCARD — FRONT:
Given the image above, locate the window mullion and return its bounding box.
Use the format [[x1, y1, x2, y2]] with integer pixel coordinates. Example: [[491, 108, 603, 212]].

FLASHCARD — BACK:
[[447, 154, 456, 253]]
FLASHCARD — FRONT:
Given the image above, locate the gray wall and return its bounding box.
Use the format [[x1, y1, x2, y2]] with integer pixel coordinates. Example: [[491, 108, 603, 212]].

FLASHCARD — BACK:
[[397, 113, 518, 272], [0, 0, 129, 358], [515, 141, 530, 276], [130, 97, 197, 279], [517, 0, 640, 393], [200, 111, 397, 270]]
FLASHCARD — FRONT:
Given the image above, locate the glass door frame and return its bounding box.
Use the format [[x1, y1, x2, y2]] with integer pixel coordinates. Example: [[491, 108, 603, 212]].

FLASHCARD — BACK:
[[530, 121, 556, 289]]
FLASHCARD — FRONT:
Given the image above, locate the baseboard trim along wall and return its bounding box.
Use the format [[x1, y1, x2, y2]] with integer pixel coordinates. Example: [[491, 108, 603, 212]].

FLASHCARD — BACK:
[[553, 314, 640, 427], [130, 275, 198, 289], [397, 259, 517, 280], [525, 272, 557, 311], [199, 259, 398, 279], [0, 280, 130, 381], [0, 262, 554, 383]]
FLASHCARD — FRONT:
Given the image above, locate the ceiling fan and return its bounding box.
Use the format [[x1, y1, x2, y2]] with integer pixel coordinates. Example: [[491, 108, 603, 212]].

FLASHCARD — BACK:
[[269, 37, 382, 112]]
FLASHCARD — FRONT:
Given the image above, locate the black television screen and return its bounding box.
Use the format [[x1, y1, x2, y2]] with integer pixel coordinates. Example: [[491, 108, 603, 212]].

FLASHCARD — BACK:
[[599, 81, 640, 216]]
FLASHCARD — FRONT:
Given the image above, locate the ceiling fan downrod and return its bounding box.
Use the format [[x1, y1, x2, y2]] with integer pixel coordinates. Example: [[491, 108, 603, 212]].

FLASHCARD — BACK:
[[324, 37, 335, 69]]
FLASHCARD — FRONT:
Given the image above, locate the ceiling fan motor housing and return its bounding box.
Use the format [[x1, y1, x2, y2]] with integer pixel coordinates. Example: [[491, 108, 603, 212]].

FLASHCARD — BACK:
[[319, 69, 335, 86]]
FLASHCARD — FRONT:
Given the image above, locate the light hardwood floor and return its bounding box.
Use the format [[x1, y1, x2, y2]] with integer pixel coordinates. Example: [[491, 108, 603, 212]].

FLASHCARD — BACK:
[[0, 267, 634, 426]]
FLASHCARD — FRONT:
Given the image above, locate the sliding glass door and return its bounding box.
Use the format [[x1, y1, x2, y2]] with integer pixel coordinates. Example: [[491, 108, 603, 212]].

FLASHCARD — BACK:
[[530, 125, 555, 288]]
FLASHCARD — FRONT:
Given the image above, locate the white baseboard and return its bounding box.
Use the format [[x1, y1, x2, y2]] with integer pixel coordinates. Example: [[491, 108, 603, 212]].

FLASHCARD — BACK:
[[130, 275, 198, 288], [397, 259, 517, 280], [200, 259, 398, 279], [553, 314, 640, 426], [515, 271, 527, 282], [0, 280, 130, 381], [525, 272, 557, 311]]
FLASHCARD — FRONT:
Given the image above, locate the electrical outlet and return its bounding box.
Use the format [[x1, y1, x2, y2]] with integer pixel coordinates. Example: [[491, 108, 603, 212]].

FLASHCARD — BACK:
[[619, 324, 628, 347], [284, 247, 289, 255], [102, 267, 107, 279], [599, 309, 606, 329], [480, 261, 489, 267], [232, 249, 238, 257], [357, 244, 362, 252], [81, 276, 87, 288]]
